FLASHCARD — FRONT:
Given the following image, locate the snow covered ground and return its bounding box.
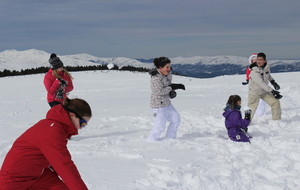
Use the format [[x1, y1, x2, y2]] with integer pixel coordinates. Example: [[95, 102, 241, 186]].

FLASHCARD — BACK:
[[1, 70, 300, 190]]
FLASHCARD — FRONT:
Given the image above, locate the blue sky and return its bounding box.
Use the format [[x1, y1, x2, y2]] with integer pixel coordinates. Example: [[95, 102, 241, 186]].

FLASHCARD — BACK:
[[0, 0, 299, 59]]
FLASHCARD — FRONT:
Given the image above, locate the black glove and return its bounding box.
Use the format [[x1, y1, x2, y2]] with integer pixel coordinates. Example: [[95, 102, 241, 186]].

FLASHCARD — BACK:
[[271, 90, 283, 99], [56, 88, 64, 99], [270, 80, 280, 90], [169, 90, 177, 99], [58, 78, 67, 88], [242, 80, 249, 85], [244, 109, 252, 120], [169, 83, 185, 90]]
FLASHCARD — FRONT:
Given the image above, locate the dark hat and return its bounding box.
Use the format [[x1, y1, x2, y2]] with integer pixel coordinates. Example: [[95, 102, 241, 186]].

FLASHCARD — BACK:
[[49, 53, 64, 70]]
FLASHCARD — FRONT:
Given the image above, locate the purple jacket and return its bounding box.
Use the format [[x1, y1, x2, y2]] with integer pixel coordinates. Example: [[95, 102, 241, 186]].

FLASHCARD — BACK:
[[223, 109, 250, 134]]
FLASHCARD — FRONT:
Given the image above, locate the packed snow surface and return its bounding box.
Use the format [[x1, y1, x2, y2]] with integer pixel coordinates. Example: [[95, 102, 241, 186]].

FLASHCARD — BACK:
[[1, 70, 300, 190]]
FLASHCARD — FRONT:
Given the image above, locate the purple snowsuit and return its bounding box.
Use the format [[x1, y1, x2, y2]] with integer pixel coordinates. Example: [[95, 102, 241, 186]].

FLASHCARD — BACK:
[[222, 109, 251, 143]]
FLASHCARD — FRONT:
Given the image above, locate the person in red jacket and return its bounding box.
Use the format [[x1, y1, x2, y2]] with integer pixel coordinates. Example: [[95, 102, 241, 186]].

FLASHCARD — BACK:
[[0, 98, 92, 190], [44, 53, 74, 107], [242, 53, 257, 85]]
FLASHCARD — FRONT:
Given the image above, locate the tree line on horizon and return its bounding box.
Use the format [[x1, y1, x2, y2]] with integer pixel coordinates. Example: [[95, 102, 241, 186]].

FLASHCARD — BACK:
[[0, 65, 151, 78]]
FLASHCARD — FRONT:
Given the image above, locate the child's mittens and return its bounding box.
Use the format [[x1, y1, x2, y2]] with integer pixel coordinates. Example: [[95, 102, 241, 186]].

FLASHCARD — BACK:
[[244, 109, 252, 120], [242, 79, 249, 85], [58, 78, 67, 88]]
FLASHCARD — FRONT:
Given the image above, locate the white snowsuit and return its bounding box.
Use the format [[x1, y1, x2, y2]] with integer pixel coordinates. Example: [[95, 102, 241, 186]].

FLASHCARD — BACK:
[[147, 70, 181, 141], [248, 63, 281, 120]]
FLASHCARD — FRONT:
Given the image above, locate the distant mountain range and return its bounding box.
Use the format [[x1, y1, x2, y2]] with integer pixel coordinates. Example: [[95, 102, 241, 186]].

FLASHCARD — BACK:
[[1, 49, 300, 78]]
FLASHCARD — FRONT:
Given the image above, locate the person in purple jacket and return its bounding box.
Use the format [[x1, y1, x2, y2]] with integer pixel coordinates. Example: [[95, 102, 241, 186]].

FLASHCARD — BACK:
[[223, 95, 252, 143]]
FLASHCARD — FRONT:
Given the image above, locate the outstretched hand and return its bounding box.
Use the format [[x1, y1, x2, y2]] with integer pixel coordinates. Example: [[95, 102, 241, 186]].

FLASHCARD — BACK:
[[169, 83, 185, 90], [242, 80, 249, 85]]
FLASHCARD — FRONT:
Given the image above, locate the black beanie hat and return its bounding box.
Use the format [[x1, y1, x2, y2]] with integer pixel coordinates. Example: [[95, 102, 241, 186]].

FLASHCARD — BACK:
[[49, 53, 64, 70]]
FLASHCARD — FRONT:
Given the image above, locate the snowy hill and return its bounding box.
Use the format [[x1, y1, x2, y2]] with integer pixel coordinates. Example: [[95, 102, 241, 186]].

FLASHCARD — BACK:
[[0, 49, 152, 71], [1, 49, 300, 78], [1, 70, 300, 189], [170, 56, 300, 78]]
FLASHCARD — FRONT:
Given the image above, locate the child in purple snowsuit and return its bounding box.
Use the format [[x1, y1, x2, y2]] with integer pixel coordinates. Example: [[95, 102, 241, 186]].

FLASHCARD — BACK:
[[223, 95, 252, 143]]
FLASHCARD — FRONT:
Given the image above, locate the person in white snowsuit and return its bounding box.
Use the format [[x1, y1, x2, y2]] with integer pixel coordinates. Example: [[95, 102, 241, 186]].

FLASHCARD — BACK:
[[243, 53, 266, 115], [147, 57, 185, 141], [248, 52, 282, 120]]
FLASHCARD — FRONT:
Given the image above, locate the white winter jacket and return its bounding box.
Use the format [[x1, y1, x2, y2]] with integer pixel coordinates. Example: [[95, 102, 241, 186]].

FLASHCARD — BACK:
[[150, 69, 173, 108], [248, 63, 274, 96]]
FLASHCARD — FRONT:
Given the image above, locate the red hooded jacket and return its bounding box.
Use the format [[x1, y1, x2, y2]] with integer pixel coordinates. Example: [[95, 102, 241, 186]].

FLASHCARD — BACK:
[[245, 67, 251, 80], [0, 105, 88, 190], [43, 69, 74, 104]]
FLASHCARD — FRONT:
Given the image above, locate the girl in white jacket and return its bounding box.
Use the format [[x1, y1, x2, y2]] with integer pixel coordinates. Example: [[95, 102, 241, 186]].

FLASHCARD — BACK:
[[147, 57, 185, 141]]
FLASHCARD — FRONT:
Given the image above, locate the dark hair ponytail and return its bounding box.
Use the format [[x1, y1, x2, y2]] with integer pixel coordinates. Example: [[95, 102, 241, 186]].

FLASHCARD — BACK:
[[153, 57, 171, 68], [64, 98, 92, 117], [226, 95, 241, 109]]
